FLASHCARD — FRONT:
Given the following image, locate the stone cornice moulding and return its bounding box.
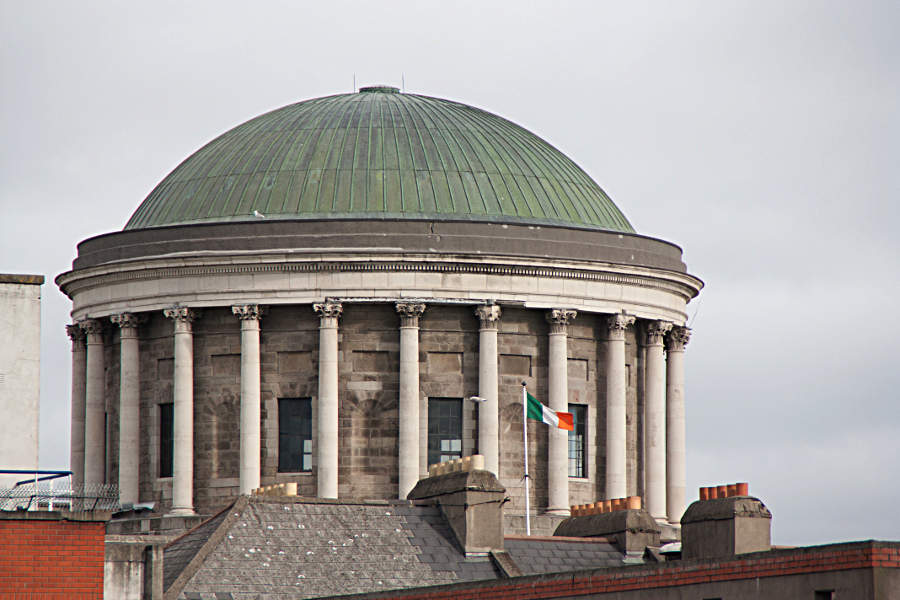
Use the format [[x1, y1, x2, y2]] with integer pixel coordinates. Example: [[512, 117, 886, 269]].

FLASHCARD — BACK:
[[56, 255, 703, 302]]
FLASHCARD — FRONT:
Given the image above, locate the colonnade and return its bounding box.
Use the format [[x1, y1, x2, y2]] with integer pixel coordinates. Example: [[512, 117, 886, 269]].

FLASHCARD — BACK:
[[67, 302, 690, 523]]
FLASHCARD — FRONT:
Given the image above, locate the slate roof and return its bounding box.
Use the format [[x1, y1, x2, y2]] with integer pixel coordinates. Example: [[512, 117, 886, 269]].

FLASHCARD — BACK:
[[124, 87, 634, 233], [164, 497, 633, 600], [166, 497, 501, 600], [164, 505, 233, 590], [503, 535, 625, 575]]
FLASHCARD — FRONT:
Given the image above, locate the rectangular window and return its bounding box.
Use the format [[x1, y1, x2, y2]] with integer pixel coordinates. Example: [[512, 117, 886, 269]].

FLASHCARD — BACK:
[[814, 592, 835, 600], [428, 398, 463, 466], [568, 404, 587, 478], [159, 403, 174, 478], [279, 398, 313, 473]]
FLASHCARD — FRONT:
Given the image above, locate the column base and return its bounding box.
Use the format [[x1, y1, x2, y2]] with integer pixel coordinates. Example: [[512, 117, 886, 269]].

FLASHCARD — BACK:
[[166, 507, 196, 517], [544, 507, 571, 517]]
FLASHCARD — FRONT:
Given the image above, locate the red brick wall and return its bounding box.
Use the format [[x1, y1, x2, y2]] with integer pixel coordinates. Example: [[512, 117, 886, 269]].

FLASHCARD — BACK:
[[0, 517, 105, 600]]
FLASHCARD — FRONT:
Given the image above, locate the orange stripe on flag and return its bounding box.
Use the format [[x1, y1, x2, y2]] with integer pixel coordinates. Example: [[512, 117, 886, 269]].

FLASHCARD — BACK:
[[557, 411, 574, 431]]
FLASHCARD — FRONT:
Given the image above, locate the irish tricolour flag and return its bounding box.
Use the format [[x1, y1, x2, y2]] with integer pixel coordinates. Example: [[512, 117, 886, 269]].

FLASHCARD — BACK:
[[526, 392, 574, 431]]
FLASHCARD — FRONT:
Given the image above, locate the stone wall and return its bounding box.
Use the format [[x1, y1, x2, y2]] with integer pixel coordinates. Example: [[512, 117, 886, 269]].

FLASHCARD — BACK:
[[0, 276, 42, 488], [108, 303, 645, 521]]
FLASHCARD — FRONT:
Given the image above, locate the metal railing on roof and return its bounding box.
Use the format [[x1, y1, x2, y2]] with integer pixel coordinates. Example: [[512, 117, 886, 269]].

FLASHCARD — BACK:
[[0, 470, 120, 512]]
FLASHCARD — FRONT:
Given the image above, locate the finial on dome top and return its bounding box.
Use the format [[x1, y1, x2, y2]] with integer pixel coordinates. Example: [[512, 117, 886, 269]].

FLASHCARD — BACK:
[[359, 85, 400, 94]]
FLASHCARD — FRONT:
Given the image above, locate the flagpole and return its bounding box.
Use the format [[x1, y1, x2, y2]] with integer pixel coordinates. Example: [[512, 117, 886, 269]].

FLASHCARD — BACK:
[[522, 381, 531, 536]]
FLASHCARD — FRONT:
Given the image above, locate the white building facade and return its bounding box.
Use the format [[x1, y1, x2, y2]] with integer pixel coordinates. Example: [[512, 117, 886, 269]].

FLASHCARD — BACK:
[[0, 274, 43, 488]]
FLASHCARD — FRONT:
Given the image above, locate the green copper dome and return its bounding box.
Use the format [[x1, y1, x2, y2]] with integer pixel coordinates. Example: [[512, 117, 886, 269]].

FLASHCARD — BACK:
[[125, 87, 634, 232]]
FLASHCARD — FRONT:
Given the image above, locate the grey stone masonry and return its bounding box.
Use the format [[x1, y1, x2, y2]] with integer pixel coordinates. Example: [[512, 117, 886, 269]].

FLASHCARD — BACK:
[[111, 303, 647, 530]]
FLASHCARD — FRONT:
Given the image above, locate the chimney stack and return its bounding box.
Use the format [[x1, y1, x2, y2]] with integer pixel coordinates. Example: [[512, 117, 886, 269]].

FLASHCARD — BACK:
[[408, 455, 506, 556], [681, 483, 771, 560]]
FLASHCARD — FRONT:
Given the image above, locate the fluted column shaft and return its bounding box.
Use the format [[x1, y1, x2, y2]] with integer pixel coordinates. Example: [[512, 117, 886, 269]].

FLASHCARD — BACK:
[[234, 305, 263, 495], [605, 314, 634, 500], [666, 326, 691, 524], [397, 303, 425, 499], [314, 302, 342, 499], [111, 313, 142, 505], [67, 325, 87, 489], [644, 320, 672, 521], [164, 307, 197, 516], [475, 305, 501, 476], [80, 320, 105, 486], [546, 309, 576, 515]]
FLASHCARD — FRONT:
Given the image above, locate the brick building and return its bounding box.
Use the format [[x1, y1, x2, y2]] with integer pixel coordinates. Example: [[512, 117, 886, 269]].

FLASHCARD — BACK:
[[0, 510, 107, 600], [56, 86, 702, 533]]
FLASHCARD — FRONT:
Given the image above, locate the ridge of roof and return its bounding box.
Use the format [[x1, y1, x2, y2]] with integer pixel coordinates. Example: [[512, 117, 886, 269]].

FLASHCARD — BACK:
[[164, 496, 249, 600]]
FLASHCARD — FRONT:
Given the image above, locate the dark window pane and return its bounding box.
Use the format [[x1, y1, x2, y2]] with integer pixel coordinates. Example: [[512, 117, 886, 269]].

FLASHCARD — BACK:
[[279, 398, 313, 473], [568, 404, 586, 478], [428, 398, 463, 466], [159, 403, 174, 478]]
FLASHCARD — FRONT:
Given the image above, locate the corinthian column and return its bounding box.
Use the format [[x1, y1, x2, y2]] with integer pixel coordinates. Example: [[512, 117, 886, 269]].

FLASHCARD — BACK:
[[605, 313, 635, 500], [110, 313, 143, 505], [66, 325, 87, 490], [666, 325, 691, 524], [396, 302, 425, 499], [163, 307, 198, 516], [546, 308, 576, 515], [475, 304, 501, 476], [643, 319, 672, 521], [80, 319, 105, 486], [233, 305, 263, 495], [314, 302, 342, 499]]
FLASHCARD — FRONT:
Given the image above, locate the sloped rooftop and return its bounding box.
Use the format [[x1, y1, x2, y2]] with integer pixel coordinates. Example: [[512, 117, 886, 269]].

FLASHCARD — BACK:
[[164, 496, 630, 600]]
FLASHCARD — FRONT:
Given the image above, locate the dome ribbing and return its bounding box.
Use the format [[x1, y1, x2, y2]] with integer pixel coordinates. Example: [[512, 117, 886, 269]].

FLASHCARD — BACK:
[[125, 88, 634, 232]]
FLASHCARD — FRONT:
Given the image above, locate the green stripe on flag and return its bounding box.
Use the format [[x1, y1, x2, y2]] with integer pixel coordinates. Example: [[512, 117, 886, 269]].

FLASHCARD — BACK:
[[526, 392, 543, 422]]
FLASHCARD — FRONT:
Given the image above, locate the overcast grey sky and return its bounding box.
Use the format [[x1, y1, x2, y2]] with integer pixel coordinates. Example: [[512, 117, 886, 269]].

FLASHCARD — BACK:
[[1, 1, 897, 546]]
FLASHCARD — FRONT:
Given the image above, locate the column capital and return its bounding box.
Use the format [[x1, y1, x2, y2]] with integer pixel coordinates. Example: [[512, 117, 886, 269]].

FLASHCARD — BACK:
[[475, 304, 502, 329], [232, 304, 265, 321], [396, 302, 426, 328], [110, 312, 145, 330], [163, 306, 199, 323], [313, 301, 343, 321], [605, 313, 636, 341], [66, 323, 86, 344], [665, 325, 692, 352], [643, 320, 673, 346], [78, 318, 105, 338], [546, 308, 577, 334]]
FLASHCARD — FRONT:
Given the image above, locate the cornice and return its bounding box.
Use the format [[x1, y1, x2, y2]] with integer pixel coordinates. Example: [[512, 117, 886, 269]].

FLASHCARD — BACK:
[[57, 255, 703, 302]]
